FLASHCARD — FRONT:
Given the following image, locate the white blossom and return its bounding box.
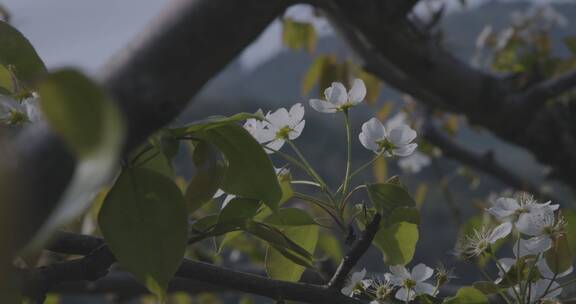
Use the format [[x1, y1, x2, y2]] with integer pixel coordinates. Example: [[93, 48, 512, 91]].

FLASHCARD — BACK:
[[243, 117, 274, 145], [457, 223, 512, 259], [264, 103, 305, 151], [398, 151, 431, 174], [309, 79, 365, 113], [341, 269, 371, 297], [359, 117, 417, 157], [516, 210, 566, 254], [0, 95, 41, 126], [385, 264, 437, 302], [487, 195, 558, 228]]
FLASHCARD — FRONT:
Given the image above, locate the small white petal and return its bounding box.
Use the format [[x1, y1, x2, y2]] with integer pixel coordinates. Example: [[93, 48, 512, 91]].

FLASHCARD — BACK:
[[289, 120, 305, 140], [392, 143, 418, 157], [388, 125, 417, 147], [411, 263, 434, 282], [266, 138, 285, 152], [524, 235, 552, 254], [289, 103, 305, 124], [389, 265, 411, 280], [348, 78, 366, 104], [309, 99, 337, 113], [414, 282, 437, 296], [487, 197, 520, 220], [325, 82, 348, 106], [395, 287, 415, 302], [489, 222, 512, 243]]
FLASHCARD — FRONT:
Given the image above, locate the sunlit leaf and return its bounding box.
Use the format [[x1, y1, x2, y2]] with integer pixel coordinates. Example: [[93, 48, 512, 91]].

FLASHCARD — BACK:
[[356, 69, 382, 104], [415, 183, 428, 208], [443, 287, 488, 304], [282, 18, 316, 53], [169, 113, 259, 137], [374, 222, 418, 265], [545, 234, 573, 275], [98, 168, 188, 301], [263, 208, 317, 226], [302, 56, 328, 95], [376, 102, 394, 121], [266, 225, 319, 282]]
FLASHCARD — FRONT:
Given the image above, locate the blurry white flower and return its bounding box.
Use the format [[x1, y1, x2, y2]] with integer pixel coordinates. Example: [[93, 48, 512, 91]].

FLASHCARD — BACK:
[[309, 79, 365, 113], [458, 223, 512, 259], [487, 195, 558, 225], [265, 103, 305, 151], [385, 264, 437, 302], [398, 151, 431, 174], [476, 25, 493, 49], [385, 112, 408, 130], [359, 117, 417, 157], [0, 95, 41, 126], [496, 28, 514, 50], [341, 268, 371, 297]]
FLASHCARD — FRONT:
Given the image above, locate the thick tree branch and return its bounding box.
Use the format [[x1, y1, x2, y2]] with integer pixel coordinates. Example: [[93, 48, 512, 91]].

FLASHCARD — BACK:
[[24, 232, 363, 304], [423, 122, 562, 204], [511, 69, 576, 110], [328, 213, 381, 290], [5, 0, 291, 250], [318, 0, 576, 187]]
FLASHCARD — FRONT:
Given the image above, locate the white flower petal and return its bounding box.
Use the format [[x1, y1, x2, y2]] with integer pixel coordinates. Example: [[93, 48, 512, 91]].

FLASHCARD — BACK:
[[309, 99, 337, 113], [388, 125, 417, 147], [392, 143, 418, 157], [389, 265, 411, 280], [524, 235, 552, 254], [325, 82, 348, 105], [537, 258, 573, 279], [489, 222, 512, 243], [395, 287, 415, 302], [411, 263, 434, 282], [348, 78, 366, 104], [414, 282, 437, 296], [289, 103, 305, 125], [266, 138, 285, 153], [289, 120, 305, 140], [487, 197, 519, 220]]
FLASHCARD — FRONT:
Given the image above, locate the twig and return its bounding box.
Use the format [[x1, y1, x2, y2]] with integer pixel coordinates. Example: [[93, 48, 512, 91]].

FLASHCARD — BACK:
[[328, 213, 381, 290], [26, 232, 363, 304]]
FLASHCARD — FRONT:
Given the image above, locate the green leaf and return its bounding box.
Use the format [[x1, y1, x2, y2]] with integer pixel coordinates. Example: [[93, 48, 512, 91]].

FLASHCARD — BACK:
[[472, 281, 501, 295], [199, 124, 282, 210], [0, 21, 46, 86], [169, 113, 259, 136], [282, 18, 316, 53], [218, 198, 261, 223], [317, 231, 343, 264], [564, 37, 576, 56], [98, 168, 188, 302], [444, 287, 488, 304], [247, 221, 314, 268], [266, 225, 319, 282], [26, 69, 125, 250], [38, 69, 122, 157], [356, 70, 382, 105], [367, 183, 416, 222], [563, 209, 576, 256], [263, 208, 317, 226], [545, 235, 573, 275], [185, 142, 225, 213], [373, 222, 418, 265], [388, 207, 420, 225], [301, 56, 327, 95], [0, 65, 13, 93]]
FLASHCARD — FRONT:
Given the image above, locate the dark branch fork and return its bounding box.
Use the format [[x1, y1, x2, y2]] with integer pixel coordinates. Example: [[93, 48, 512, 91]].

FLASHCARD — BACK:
[[22, 215, 382, 304]]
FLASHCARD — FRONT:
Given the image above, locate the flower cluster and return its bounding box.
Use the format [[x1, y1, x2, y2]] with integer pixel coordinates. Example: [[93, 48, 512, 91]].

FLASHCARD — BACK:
[[456, 193, 571, 303], [342, 263, 443, 303], [0, 94, 41, 126], [243, 79, 419, 160]]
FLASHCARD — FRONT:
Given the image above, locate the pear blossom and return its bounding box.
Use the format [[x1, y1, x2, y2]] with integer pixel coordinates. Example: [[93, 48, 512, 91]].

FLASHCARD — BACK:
[[398, 151, 431, 174], [359, 117, 417, 157], [243, 117, 274, 145], [457, 222, 512, 259], [367, 276, 394, 304], [487, 195, 558, 226], [516, 210, 566, 254], [309, 79, 365, 113], [264, 103, 305, 151], [385, 264, 437, 302], [341, 268, 371, 297]]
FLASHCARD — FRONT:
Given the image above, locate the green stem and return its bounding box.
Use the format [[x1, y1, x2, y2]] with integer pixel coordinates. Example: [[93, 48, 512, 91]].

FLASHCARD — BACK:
[[491, 254, 522, 303], [293, 192, 344, 231], [341, 110, 352, 198], [336, 151, 384, 195]]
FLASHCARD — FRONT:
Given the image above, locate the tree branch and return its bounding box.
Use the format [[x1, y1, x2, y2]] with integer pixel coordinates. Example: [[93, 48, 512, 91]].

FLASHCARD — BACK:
[[24, 232, 363, 304], [511, 68, 576, 110], [423, 121, 562, 204], [328, 213, 381, 290]]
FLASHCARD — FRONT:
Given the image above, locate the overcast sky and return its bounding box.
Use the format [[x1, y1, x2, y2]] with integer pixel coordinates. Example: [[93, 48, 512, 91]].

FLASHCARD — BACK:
[[1, 0, 567, 73]]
